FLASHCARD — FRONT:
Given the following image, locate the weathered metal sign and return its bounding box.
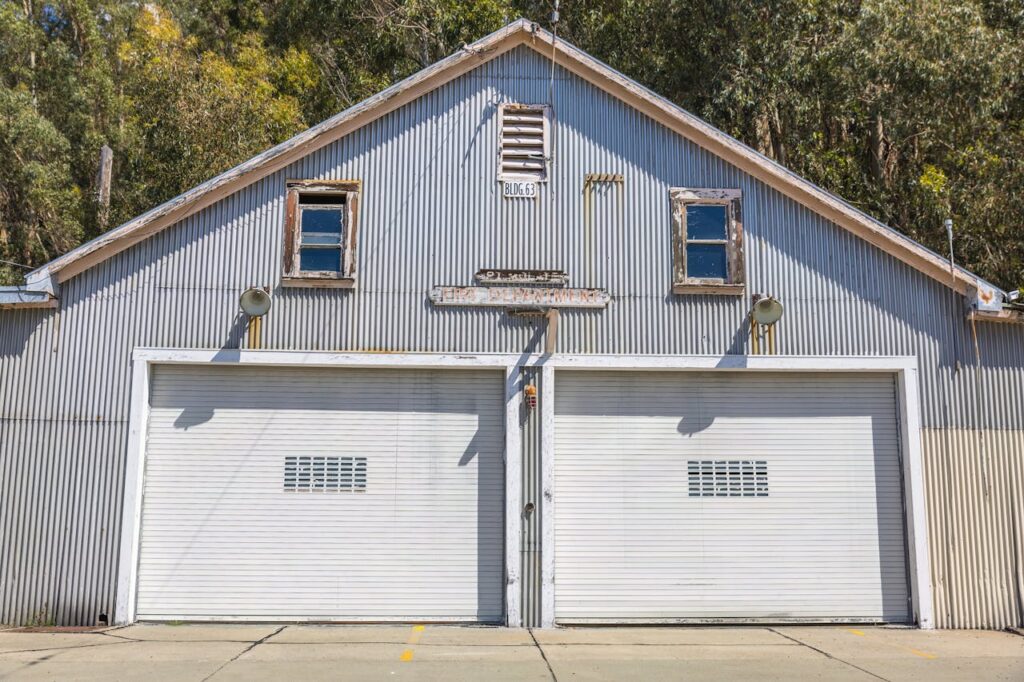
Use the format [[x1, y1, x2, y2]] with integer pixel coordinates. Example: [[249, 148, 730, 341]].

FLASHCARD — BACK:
[[974, 282, 1003, 312], [475, 269, 569, 286], [429, 286, 610, 308]]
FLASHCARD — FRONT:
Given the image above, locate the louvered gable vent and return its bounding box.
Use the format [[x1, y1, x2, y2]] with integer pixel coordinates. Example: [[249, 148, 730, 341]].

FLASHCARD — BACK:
[[500, 104, 548, 181]]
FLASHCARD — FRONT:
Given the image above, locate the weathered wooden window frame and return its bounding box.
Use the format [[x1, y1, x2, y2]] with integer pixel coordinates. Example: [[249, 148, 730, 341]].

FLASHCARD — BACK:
[[497, 103, 551, 183], [282, 179, 361, 288], [671, 188, 745, 295]]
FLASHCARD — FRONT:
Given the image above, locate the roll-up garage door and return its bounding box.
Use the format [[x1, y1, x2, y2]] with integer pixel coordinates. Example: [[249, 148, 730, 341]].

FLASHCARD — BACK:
[[136, 365, 505, 621], [554, 371, 910, 623]]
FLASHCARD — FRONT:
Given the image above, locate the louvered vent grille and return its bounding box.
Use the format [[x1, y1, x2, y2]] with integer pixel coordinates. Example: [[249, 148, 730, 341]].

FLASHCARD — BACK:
[[688, 460, 768, 497], [284, 456, 367, 492], [500, 105, 547, 180]]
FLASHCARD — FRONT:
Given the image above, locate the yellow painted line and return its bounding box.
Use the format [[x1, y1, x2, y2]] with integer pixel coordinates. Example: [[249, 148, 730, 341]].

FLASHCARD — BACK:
[[845, 628, 937, 659], [400, 624, 425, 662]]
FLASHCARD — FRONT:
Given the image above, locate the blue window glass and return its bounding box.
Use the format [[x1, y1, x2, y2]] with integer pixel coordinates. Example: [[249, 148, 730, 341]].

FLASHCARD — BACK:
[[686, 204, 727, 240], [301, 208, 343, 237], [686, 243, 728, 279], [300, 248, 342, 272], [298, 205, 344, 273]]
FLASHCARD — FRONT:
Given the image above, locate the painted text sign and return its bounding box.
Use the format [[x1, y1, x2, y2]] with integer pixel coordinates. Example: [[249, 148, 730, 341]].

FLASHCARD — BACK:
[[429, 286, 610, 308], [503, 181, 537, 198], [475, 269, 569, 285]]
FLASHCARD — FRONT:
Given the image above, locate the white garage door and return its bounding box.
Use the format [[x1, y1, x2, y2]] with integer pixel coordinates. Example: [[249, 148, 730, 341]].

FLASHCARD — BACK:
[[136, 365, 505, 621], [554, 371, 910, 623]]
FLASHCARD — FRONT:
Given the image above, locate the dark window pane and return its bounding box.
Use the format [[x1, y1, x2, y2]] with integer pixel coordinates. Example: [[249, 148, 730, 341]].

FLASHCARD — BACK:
[[301, 208, 343, 234], [687, 243, 728, 279], [299, 192, 346, 206], [686, 204, 727, 240], [300, 247, 342, 272]]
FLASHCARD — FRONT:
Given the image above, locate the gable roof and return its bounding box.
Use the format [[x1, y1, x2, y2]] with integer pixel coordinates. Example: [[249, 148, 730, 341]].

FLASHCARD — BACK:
[[22, 18, 995, 299]]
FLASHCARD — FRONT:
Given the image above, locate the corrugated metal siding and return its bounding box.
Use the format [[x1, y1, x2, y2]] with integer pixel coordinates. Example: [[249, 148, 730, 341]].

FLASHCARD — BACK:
[[0, 419, 125, 626], [1, 44, 1023, 626], [519, 367, 542, 627], [923, 429, 1024, 629]]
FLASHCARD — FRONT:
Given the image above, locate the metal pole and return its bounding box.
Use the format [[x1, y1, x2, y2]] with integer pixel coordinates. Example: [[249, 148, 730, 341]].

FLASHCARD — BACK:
[[945, 218, 961, 372]]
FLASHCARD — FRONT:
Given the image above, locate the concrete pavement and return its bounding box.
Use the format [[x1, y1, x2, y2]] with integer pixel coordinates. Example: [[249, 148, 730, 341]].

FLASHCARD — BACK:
[[0, 624, 1020, 681]]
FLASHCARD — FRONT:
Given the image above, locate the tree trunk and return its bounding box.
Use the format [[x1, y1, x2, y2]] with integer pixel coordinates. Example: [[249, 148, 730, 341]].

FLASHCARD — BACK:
[[23, 0, 36, 106], [95, 145, 114, 231], [870, 112, 886, 186], [769, 105, 787, 166]]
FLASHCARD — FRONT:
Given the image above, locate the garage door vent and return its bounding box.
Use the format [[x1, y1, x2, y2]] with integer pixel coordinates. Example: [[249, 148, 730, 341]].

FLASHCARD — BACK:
[[687, 460, 767, 497], [284, 456, 367, 492]]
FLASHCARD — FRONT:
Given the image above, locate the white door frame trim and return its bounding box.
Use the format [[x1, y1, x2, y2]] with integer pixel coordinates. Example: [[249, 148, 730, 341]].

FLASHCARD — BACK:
[[538, 353, 933, 629], [115, 350, 932, 629], [116, 349, 528, 626]]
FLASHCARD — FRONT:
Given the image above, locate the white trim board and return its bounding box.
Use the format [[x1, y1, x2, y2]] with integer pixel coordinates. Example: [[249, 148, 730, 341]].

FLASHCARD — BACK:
[[131, 348, 919, 371], [116, 350, 931, 629]]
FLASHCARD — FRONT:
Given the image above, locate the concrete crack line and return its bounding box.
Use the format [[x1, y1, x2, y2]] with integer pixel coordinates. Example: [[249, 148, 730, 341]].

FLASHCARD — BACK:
[[265, 640, 534, 647], [0, 640, 134, 656], [528, 629, 558, 682], [201, 626, 286, 682], [98, 634, 277, 644], [768, 629, 890, 682], [95, 631, 142, 642], [524, 642, 797, 648]]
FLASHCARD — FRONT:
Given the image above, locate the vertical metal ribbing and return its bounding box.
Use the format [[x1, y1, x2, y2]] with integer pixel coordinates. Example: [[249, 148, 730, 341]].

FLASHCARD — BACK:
[[519, 367, 543, 627], [2, 44, 1024, 628], [922, 428, 1024, 629]]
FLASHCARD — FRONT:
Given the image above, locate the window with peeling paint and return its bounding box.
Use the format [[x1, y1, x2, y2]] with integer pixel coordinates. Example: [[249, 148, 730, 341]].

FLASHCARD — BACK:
[[670, 188, 745, 295], [283, 180, 360, 287]]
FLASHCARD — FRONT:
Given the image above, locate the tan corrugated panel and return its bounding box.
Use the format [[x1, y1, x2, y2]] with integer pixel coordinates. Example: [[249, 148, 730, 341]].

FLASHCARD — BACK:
[[922, 428, 1024, 629]]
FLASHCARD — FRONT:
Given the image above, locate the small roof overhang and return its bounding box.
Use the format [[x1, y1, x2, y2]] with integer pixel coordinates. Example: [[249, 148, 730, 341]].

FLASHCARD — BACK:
[[0, 287, 57, 310]]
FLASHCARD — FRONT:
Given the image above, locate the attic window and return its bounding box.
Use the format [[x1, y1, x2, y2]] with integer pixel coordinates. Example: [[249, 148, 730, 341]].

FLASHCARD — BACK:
[[671, 188, 745, 295], [283, 180, 360, 287], [499, 104, 549, 182]]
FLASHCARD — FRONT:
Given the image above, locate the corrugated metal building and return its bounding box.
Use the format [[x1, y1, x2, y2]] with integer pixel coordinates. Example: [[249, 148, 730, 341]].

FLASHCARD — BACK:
[[2, 20, 1022, 630]]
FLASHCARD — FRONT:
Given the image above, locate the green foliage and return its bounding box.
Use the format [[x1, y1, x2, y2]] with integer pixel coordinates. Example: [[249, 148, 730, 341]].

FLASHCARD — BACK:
[[518, 0, 1024, 288], [1, 0, 1023, 289], [112, 5, 307, 221], [0, 85, 81, 284]]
